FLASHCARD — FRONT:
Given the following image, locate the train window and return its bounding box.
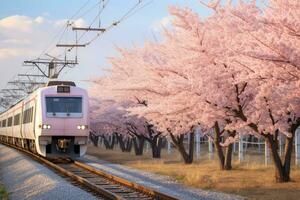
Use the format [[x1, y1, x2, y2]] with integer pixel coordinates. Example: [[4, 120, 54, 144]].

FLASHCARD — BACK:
[[22, 110, 26, 123], [30, 107, 34, 122], [7, 117, 13, 127], [23, 107, 34, 124], [14, 114, 20, 125], [46, 97, 82, 114], [2, 119, 6, 127], [57, 86, 70, 93]]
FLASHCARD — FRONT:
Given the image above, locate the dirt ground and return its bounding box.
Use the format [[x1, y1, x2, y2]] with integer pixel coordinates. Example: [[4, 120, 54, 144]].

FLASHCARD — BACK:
[[87, 144, 300, 200]]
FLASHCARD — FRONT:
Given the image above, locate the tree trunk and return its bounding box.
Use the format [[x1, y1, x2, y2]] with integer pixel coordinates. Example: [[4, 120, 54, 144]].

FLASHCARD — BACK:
[[224, 130, 236, 170], [89, 132, 99, 146], [169, 132, 194, 164], [177, 135, 191, 164], [224, 143, 233, 170], [265, 133, 296, 183], [116, 134, 133, 152], [144, 124, 163, 158], [151, 136, 163, 158], [188, 131, 195, 163], [214, 122, 225, 170], [116, 134, 126, 152], [124, 138, 132, 152], [133, 136, 145, 156], [103, 134, 116, 150], [266, 134, 286, 182], [282, 136, 293, 181], [92, 136, 98, 146]]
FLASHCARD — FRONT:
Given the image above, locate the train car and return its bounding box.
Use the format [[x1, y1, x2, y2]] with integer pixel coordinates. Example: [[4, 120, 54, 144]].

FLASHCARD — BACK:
[[0, 80, 89, 158]]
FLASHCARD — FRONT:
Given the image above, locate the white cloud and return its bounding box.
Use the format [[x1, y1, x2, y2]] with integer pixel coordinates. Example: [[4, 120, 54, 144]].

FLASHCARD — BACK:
[[0, 48, 37, 59], [54, 18, 86, 27], [54, 19, 68, 27], [0, 15, 33, 32], [73, 18, 86, 27], [0, 39, 31, 45], [34, 16, 45, 24], [0, 15, 86, 60]]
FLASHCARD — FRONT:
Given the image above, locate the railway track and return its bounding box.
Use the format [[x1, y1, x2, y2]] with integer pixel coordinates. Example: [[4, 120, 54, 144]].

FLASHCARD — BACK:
[[0, 141, 179, 200]]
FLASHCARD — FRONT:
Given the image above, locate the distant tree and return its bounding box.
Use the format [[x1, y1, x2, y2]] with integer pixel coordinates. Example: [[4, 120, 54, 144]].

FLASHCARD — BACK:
[[89, 95, 164, 157]]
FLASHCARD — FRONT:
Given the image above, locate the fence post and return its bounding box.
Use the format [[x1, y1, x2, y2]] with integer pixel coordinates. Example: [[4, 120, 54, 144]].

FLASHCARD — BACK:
[[265, 139, 270, 166], [296, 128, 300, 166], [239, 135, 244, 163], [167, 140, 172, 154], [233, 141, 236, 153], [208, 138, 213, 160], [244, 135, 248, 153]]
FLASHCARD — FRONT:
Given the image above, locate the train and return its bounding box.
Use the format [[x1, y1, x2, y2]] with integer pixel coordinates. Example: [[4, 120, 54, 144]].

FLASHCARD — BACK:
[[0, 80, 89, 158]]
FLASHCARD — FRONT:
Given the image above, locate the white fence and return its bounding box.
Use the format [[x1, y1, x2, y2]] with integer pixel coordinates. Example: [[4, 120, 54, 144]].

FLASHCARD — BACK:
[[165, 129, 300, 166], [95, 128, 300, 166]]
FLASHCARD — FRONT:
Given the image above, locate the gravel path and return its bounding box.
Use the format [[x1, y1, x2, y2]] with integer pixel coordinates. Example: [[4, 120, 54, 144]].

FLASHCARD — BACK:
[[78, 154, 245, 200], [0, 144, 100, 200]]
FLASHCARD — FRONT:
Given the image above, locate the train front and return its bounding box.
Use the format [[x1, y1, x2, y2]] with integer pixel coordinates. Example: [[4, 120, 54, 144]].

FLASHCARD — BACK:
[[35, 81, 89, 158]]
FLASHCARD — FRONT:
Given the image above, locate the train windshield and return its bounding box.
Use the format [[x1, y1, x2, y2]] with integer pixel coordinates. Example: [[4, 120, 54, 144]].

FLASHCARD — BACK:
[[46, 97, 82, 114]]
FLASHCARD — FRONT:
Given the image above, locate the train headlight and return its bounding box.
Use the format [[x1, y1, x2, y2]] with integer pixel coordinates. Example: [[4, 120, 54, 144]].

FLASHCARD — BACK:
[[41, 124, 51, 129], [77, 125, 88, 130]]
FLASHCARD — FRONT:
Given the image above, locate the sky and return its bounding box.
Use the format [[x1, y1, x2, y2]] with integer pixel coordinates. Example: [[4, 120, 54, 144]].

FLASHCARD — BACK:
[[0, 0, 213, 90]]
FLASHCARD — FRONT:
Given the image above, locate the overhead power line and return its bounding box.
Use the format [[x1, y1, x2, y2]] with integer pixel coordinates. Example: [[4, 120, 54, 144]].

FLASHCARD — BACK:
[[0, 0, 154, 110]]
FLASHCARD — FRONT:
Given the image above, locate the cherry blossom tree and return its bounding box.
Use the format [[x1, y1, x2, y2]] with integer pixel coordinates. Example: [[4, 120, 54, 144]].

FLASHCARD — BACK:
[[200, 0, 300, 182], [152, 5, 246, 168], [89, 97, 126, 150], [89, 84, 164, 157], [89, 6, 243, 166], [89, 0, 300, 181]]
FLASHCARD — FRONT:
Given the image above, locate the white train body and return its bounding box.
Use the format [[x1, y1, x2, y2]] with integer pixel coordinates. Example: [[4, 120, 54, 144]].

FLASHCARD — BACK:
[[0, 81, 89, 158]]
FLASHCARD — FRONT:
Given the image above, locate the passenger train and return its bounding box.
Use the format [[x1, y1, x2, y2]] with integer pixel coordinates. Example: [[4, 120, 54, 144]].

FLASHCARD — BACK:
[[0, 80, 89, 158]]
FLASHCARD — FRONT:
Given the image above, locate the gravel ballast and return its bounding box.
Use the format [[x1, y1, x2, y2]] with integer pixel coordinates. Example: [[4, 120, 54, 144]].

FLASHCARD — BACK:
[[78, 154, 244, 200], [0, 144, 99, 200], [0, 143, 244, 200]]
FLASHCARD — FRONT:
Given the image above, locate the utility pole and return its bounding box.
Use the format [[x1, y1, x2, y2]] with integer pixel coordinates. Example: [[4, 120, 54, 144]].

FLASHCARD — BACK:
[[23, 58, 78, 79]]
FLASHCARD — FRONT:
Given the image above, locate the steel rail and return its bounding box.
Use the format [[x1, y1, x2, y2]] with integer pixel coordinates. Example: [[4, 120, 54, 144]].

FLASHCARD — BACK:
[[0, 141, 123, 200], [0, 141, 179, 200], [73, 161, 179, 200]]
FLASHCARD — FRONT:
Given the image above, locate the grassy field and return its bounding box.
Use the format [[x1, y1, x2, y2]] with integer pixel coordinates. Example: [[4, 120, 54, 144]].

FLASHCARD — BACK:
[[0, 184, 8, 200], [87, 144, 300, 200]]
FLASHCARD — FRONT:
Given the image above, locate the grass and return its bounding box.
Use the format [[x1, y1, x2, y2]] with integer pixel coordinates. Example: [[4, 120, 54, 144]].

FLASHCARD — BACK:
[[87, 144, 300, 200], [0, 184, 8, 200], [129, 161, 300, 200]]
